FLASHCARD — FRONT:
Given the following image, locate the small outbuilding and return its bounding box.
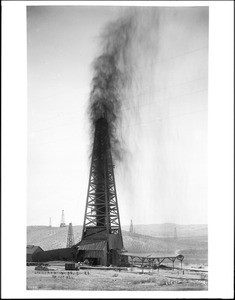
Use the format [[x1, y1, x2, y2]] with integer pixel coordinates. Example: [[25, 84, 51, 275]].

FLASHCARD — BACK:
[[27, 245, 44, 262]]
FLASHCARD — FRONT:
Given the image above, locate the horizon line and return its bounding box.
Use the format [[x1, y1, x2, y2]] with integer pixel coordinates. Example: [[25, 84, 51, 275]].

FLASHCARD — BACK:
[[27, 222, 208, 227]]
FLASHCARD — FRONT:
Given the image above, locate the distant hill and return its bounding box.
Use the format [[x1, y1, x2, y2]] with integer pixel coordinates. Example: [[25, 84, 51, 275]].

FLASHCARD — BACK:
[[122, 223, 208, 238], [27, 224, 207, 265]]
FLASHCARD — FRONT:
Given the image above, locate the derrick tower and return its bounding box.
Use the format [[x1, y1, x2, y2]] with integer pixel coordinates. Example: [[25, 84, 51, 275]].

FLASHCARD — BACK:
[[67, 222, 75, 248], [129, 219, 134, 233], [60, 210, 66, 227], [77, 117, 125, 266], [174, 227, 178, 239]]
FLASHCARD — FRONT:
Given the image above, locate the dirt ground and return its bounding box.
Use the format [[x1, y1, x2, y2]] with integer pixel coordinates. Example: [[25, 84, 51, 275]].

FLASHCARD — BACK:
[[27, 265, 208, 291]]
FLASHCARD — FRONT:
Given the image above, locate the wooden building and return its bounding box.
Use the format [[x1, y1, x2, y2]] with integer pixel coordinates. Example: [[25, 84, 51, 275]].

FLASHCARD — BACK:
[[26, 245, 44, 262]]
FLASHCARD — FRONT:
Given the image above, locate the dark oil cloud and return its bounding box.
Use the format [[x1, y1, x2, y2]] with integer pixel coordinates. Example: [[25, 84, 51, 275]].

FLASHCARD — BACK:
[[88, 8, 160, 163]]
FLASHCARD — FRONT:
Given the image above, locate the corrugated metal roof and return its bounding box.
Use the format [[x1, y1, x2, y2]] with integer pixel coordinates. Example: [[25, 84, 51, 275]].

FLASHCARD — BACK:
[[27, 245, 43, 254], [78, 240, 107, 251]]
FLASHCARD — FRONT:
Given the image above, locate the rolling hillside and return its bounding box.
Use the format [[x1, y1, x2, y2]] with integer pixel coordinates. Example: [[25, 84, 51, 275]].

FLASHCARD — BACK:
[[27, 224, 207, 265], [122, 223, 207, 238]]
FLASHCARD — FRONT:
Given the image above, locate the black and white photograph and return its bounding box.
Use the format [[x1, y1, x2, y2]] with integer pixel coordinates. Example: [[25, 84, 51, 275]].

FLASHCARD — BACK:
[[26, 4, 209, 291], [2, 1, 234, 298]]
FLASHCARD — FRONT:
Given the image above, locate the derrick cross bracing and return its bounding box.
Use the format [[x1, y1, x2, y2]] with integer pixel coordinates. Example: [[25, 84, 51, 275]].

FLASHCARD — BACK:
[[79, 117, 124, 250], [121, 253, 184, 270]]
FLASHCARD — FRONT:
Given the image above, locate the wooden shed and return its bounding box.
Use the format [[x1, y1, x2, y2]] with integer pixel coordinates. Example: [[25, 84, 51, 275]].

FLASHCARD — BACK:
[[77, 239, 108, 266], [27, 245, 44, 262]]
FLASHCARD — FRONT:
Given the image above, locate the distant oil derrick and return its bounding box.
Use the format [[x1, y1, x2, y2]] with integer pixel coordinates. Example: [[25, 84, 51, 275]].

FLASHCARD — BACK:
[[129, 219, 134, 233], [66, 222, 75, 248], [60, 210, 66, 227], [174, 227, 178, 239]]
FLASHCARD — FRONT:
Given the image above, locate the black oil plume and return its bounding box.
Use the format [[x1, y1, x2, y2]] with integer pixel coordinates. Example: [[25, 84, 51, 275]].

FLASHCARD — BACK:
[[88, 8, 160, 162]]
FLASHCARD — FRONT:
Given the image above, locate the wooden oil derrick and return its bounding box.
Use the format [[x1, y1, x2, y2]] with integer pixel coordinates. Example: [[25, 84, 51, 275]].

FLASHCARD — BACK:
[[67, 222, 75, 248], [76, 117, 125, 266], [60, 210, 66, 227], [129, 219, 134, 233]]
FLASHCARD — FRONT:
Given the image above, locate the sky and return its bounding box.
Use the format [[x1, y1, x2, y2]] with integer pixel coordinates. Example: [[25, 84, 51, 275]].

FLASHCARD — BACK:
[[27, 5, 208, 227]]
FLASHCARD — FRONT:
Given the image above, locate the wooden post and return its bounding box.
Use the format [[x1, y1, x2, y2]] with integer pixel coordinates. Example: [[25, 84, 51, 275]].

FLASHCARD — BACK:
[[141, 258, 144, 274]]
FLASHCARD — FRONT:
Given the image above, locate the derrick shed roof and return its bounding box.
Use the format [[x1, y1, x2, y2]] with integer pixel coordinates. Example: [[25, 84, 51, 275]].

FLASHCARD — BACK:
[[78, 240, 107, 251]]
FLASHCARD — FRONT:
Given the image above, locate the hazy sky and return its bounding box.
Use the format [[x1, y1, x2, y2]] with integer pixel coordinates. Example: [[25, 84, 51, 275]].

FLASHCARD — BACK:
[[27, 6, 208, 227]]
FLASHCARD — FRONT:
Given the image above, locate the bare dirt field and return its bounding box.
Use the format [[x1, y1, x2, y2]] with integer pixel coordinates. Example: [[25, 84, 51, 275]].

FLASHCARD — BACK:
[[27, 265, 208, 291]]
